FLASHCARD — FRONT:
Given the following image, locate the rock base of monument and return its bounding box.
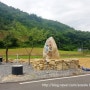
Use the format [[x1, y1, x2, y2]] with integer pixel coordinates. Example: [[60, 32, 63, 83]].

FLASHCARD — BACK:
[[31, 59, 79, 71]]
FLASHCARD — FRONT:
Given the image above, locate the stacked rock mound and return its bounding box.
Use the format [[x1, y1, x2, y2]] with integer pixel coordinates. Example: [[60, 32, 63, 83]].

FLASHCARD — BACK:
[[31, 59, 79, 71]]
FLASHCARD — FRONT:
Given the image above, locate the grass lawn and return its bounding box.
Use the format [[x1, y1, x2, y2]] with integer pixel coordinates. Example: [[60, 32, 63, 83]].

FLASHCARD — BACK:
[[0, 48, 90, 68], [0, 48, 90, 59]]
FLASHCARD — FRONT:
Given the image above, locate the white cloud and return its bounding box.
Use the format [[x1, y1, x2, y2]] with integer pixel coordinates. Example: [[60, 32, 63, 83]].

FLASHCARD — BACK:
[[0, 0, 90, 31]]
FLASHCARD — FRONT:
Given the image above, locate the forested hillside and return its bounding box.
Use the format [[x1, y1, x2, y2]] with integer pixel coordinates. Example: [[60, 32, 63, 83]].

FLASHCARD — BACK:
[[0, 2, 90, 50]]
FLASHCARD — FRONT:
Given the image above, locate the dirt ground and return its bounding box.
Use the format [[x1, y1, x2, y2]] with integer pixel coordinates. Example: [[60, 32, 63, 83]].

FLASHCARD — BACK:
[[79, 58, 90, 68]]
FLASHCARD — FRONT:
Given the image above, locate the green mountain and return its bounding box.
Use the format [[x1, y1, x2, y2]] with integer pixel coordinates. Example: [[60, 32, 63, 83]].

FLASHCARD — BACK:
[[0, 2, 90, 50]]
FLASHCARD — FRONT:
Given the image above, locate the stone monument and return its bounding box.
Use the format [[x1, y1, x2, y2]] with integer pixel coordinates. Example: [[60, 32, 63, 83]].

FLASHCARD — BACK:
[[43, 37, 60, 61], [31, 37, 79, 70]]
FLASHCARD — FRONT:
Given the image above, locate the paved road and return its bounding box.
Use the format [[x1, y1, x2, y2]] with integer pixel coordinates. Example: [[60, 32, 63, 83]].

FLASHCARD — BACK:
[[0, 74, 90, 90]]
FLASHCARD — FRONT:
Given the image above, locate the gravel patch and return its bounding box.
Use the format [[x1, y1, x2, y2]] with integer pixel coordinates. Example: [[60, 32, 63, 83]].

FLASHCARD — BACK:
[[0, 62, 90, 83]]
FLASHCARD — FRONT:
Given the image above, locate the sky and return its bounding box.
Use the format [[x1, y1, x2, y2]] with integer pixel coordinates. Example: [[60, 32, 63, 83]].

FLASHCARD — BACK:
[[0, 0, 90, 31]]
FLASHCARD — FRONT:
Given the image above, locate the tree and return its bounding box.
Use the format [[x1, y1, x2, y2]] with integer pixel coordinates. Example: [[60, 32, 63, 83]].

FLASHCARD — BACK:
[[25, 28, 48, 65], [25, 36, 33, 65], [3, 32, 18, 63], [0, 40, 4, 48]]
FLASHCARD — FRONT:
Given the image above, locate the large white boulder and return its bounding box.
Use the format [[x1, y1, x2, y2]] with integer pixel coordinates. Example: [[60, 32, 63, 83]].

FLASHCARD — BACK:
[[43, 37, 60, 60]]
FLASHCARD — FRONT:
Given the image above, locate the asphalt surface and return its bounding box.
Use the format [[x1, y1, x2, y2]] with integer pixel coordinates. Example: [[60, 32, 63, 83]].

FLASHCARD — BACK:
[[1, 62, 85, 83], [0, 74, 90, 90]]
